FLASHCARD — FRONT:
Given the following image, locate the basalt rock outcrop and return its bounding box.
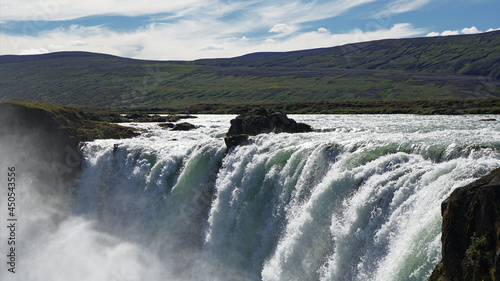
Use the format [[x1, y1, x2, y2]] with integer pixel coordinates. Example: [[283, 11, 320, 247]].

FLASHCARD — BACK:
[[429, 168, 500, 281], [159, 122, 175, 129], [224, 108, 312, 149], [0, 100, 139, 142], [159, 122, 196, 131], [172, 122, 196, 131], [0, 100, 140, 187]]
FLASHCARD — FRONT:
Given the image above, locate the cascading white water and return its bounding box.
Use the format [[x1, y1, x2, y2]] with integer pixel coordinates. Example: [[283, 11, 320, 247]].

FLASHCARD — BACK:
[[1, 114, 499, 281]]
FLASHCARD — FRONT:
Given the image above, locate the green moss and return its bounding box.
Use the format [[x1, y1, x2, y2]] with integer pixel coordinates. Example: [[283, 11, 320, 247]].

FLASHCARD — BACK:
[[1, 99, 140, 142], [466, 233, 495, 266]]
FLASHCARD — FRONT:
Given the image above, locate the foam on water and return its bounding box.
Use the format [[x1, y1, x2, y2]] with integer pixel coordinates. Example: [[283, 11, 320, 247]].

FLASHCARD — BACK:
[[1, 114, 499, 281]]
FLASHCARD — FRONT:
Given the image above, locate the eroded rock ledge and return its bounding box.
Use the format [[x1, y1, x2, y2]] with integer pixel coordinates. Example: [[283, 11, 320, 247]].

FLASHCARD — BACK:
[[0, 100, 140, 186], [429, 168, 500, 281], [224, 108, 312, 149]]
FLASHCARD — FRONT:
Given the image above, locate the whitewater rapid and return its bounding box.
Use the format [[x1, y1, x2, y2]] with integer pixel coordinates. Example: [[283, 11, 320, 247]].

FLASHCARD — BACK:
[[1, 114, 499, 281]]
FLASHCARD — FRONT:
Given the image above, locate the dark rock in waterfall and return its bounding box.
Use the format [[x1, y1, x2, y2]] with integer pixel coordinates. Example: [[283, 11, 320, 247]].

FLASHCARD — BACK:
[[159, 122, 175, 129], [429, 168, 500, 281], [224, 134, 250, 149], [224, 108, 312, 149], [294, 122, 314, 133], [226, 108, 312, 137], [172, 122, 196, 131], [479, 118, 497, 122]]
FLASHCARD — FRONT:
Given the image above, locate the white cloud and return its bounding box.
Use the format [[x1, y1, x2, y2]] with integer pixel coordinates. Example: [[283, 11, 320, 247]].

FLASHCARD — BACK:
[[19, 47, 49, 55], [255, 0, 379, 27], [426, 26, 486, 37], [202, 44, 224, 51], [461, 26, 480, 34], [0, 23, 241, 60], [385, 0, 432, 14], [0, 0, 453, 60], [0, 0, 378, 30], [0, 22, 427, 60], [0, 0, 401, 60], [240, 23, 426, 55], [486, 27, 500, 32], [0, 0, 210, 21], [269, 23, 292, 33], [441, 30, 459, 36], [67, 40, 88, 46]]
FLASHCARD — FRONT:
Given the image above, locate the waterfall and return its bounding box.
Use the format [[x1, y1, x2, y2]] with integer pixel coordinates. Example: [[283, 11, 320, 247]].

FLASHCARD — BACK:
[[1, 115, 499, 281]]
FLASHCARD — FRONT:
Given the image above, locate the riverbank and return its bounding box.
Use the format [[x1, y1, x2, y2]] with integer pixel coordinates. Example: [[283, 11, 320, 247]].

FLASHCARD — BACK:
[[81, 98, 500, 120]]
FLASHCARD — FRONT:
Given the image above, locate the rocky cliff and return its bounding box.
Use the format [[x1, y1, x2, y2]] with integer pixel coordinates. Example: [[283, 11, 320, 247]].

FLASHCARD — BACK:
[[0, 100, 139, 187], [429, 168, 500, 281]]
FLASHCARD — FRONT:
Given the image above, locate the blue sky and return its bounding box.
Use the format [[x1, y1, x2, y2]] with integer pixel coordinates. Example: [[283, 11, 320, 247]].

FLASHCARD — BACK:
[[0, 0, 499, 60]]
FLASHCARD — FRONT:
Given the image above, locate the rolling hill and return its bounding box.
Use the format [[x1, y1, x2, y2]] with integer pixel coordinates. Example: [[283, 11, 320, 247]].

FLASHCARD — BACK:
[[0, 31, 499, 109]]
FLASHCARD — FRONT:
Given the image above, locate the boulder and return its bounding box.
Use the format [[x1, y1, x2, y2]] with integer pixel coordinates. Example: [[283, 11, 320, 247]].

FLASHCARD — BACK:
[[172, 122, 196, 131], [159, 122, 175, 129], [429, 168, 500, 281], [226, 108, 312, 138]]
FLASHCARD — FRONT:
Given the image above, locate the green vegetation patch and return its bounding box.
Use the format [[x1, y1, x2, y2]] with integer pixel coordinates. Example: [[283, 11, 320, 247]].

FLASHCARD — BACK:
[[0, 99, 140, 142], [1, 32, 499, 108]]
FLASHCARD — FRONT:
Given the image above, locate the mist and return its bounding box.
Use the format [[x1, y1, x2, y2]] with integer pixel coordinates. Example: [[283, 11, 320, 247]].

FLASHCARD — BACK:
[[0, 114, 174, 281]]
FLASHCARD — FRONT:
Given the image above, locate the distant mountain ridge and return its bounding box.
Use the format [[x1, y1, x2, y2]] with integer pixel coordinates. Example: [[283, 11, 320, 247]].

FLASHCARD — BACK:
[[199, 30, 500, 78], [0, 31, 499, 108]]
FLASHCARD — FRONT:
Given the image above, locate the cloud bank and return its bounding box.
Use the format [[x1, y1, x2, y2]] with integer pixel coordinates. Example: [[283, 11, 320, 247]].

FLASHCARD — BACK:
[[1, 0, 498, 60], [426, 26, 498, 37], [1, 22, 427, 60]]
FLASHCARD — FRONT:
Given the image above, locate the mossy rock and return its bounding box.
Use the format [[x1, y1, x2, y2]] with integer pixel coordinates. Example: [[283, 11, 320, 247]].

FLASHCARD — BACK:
[[0, 99, 141, 188], [429, 168, 500, 281], [0, 99, 140, 143]]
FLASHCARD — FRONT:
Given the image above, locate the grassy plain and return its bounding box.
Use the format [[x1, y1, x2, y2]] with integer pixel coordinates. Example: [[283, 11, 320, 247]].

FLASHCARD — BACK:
[[0, 31, 499, 109]]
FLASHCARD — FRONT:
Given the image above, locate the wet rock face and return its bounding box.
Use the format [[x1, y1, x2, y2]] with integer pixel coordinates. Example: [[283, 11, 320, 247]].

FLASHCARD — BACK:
[[172, 122, 196, 131], [224, 134, 250, 149], [226, 108, 312, 137], [158, 122, 175, 129], [0, 100, 141, 199], [224, 108, 312, 149], [429, 168, 500, 281]]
